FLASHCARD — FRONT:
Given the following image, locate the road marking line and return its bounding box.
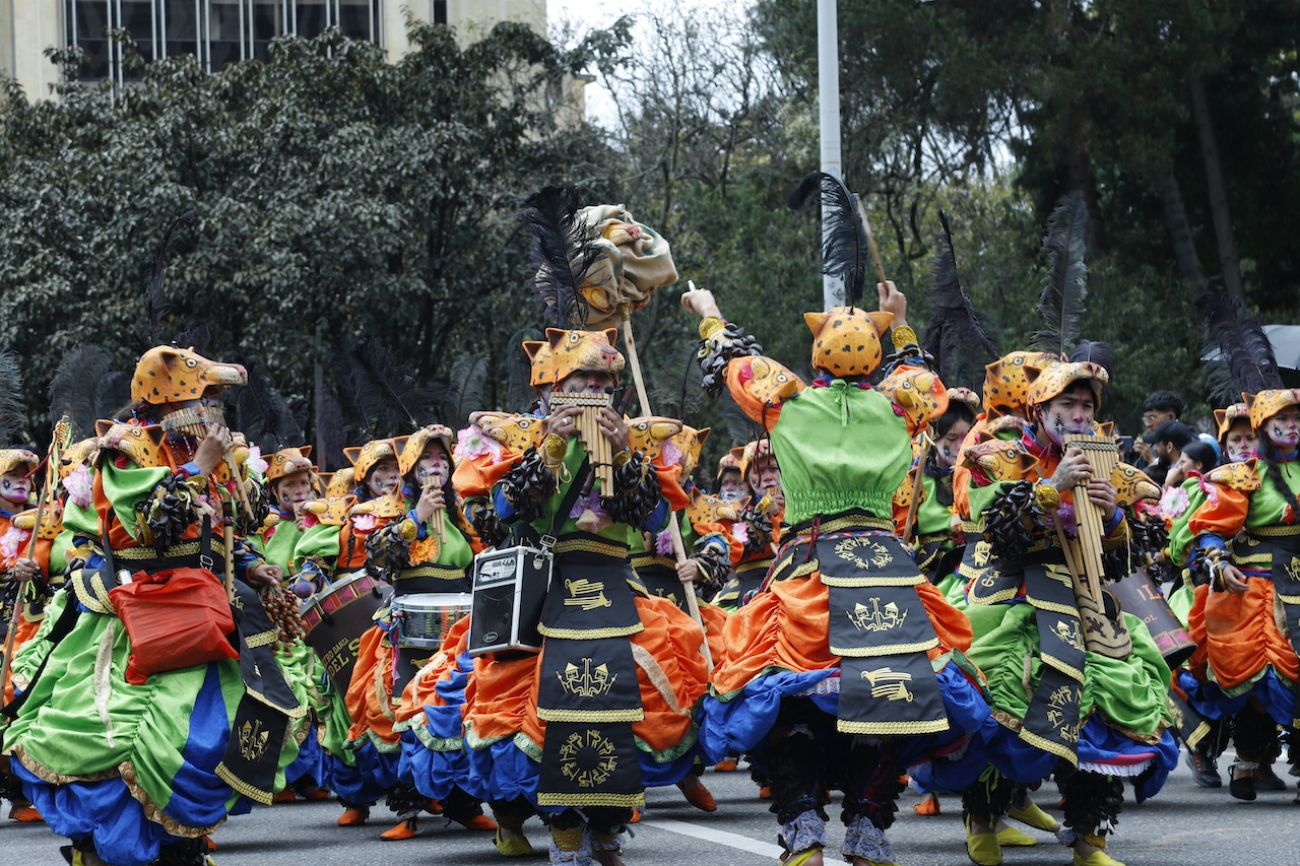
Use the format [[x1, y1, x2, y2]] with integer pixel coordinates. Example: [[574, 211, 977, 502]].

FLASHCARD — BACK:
[[640, 816, 785, 857]]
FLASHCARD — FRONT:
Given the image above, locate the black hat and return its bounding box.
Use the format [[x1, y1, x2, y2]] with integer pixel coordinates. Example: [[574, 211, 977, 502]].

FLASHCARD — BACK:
[[1142, 419, 1196, 449]]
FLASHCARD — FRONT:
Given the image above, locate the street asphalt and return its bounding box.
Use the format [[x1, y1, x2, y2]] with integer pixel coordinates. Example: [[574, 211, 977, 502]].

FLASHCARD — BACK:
[[5, 755, 1300, 866]]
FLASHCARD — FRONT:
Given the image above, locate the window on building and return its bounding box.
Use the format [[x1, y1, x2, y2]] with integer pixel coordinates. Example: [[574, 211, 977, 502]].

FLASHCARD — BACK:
[[65, 0, 382, 82], [432, 0, 445, 25]]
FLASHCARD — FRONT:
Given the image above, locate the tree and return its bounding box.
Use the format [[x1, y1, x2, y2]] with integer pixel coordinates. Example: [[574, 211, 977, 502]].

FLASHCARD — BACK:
[[0, 20, 631, 458]]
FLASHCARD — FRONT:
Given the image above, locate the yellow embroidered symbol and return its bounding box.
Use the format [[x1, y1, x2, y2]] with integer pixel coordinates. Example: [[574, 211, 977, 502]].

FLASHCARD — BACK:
[[1285, 556, 1300, 584], [973, 543, 991, 568], [563, 578, 611, 610], [557, 658, 618, 697], [1044, 684, 1079, 744], [238, 720, 270, 762], [558, 729, 619, 788], [860, 667, 914, 702], [848, 598, 908, 633], [834, 537, 893, 570], [654, 587, 680, 604], [980, 574, 999, 588], [1166, 697, 1186, 730], [1049, 619, 1084, 652]]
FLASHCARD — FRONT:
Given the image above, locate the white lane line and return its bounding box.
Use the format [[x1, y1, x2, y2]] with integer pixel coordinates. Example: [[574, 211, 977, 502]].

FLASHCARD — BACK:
[[639, 816, 785, 857]]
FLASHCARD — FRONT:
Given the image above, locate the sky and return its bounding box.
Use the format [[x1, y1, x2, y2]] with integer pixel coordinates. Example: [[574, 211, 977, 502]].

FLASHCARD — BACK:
[[546, 0, 755, 130]]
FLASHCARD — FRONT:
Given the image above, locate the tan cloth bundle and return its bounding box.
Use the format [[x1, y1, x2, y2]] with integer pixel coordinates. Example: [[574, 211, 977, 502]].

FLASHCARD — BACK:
[[577, 204, 678, 329]]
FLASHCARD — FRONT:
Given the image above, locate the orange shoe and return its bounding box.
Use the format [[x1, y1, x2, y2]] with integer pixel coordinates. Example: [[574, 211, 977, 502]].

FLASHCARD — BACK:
[[303, 787, 331, 801], [203, 836, 217, 852], [758, 785, 772, 800], [380, 819, 418, 840], [629, 808, 641, 824], [272, 789, 297, 804], [455, 814, 499, 831], [714, 759, 739, 772], [425, 799, 443, 815], [912, 796, 940, 816], [338, 808, 369, 826], [676, 778, 717, 812], [11, 806, 43, 822], [898, 774, 910, 786]]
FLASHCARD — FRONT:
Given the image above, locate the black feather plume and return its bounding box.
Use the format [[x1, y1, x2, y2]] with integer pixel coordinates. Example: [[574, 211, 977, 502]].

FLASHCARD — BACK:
[[923, 210, 997, 384], [520, 186, 604, 326], [47, 344, 116, 440], [788, 171, 871, 308], [315, 382, 347, 471], [1196, 292, 1282, 400], [98, 371, 133, 421], [1069, 340, 1117, 401], [342, 337, 437, 435], [146, 210, 196, 344], [229, 355, 304, 455], [171, 321, 211, 356], [650, 342, 704, 423], [1032, 191, 1088, 356], [506, 328, 543, 414], [441, 356, 488, 430], [0, 348, 26, 444]]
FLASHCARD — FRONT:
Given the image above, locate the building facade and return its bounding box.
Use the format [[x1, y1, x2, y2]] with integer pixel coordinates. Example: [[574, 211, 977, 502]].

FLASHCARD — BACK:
[[0, 0, 546, 98]]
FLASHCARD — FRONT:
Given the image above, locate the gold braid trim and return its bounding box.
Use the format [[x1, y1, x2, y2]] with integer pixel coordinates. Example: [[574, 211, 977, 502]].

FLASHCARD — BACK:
[[1016, 727, 1078, 765], [537, 792, 646, 808], [214, 761, 274, 805], [830, 637, 940, 658], [118, 759, 227, 838], [1249, 525, 1300, 537], [783, 515, 894, 541], [1039, 652, 1085, 684], [836, 717, 949, 735], [535, 707, 644, 722], [736, 557, 776, 574], [819, 574, 925, 587], [537, 623, 644, 640], [245, 629, 277, 649], [112, 539, 227, 561], [553, 538, 629, 558]]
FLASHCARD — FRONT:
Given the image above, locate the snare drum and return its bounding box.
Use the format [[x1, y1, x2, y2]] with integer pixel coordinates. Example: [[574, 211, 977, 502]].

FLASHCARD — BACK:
[[391, 592, 473, 649], [301, 571, 391, 694]]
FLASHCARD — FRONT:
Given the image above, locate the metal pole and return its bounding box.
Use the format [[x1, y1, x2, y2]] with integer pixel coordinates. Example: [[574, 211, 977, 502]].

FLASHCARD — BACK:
[[817, 0, 843, 311]]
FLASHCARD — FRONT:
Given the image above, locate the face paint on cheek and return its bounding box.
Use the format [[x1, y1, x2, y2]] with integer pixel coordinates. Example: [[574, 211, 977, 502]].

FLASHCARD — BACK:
[[1049, 415, 1068, 444]]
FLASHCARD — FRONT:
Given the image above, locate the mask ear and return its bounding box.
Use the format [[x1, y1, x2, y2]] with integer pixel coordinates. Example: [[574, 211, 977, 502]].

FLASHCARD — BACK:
[[300, 445, 312, 459], [696, 427, 711, 446], [1213, 409, 1226, 431], [1242, 392, 1256, 411], [546, 328, 567, 350], [729, 446, 745, 463], [95, 419, 114, 438], [342, 447, 362, 467], [803, 311, 830, 335], [865, 311, 894, 336], [523, 341, 546, 362], [603, 328, 619, 347]]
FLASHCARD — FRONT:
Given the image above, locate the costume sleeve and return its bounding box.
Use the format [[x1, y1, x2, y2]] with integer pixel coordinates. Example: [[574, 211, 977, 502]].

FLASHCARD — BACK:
[[1184, 485, 1250, 558], [98, 459, 173, 542], [697, 316, 804, 430]]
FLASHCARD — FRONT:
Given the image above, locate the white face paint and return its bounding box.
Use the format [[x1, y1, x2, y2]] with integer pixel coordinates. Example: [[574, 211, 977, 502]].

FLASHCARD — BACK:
[[365, 457, 401, 498], [275, 473, 314, 512], [718, 471, 746, 501], [1224, 421, 1257, 463], [934, 420, 972, 468], [1037, 386, 1096, 447], [415, 446, 450, 487], [0, 471, 31, 507], [1265, 406, 1300, 451]]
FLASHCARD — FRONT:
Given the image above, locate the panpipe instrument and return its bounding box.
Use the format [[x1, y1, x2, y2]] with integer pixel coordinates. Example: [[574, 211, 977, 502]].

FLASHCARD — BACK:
[[549, 391, 615, 492], [1061, 434, 1121, 607], [161, 406, 253, 518], [422, 474, 445, 540]]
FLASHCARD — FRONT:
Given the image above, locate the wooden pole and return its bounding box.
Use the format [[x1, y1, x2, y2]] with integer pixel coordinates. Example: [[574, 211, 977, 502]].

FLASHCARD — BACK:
[[901, 435, 932, 547], [621, 309, 712, 667]]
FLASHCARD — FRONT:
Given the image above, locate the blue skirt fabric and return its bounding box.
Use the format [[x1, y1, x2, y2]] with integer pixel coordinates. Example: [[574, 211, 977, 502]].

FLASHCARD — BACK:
[[461, 736, 702, 811], [325, 741, 399, 806], [1184, 667, 1298, 726], [698, 662, 1010, 783], [14, 664, 246, 866], [399, 650, 475, 801]]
